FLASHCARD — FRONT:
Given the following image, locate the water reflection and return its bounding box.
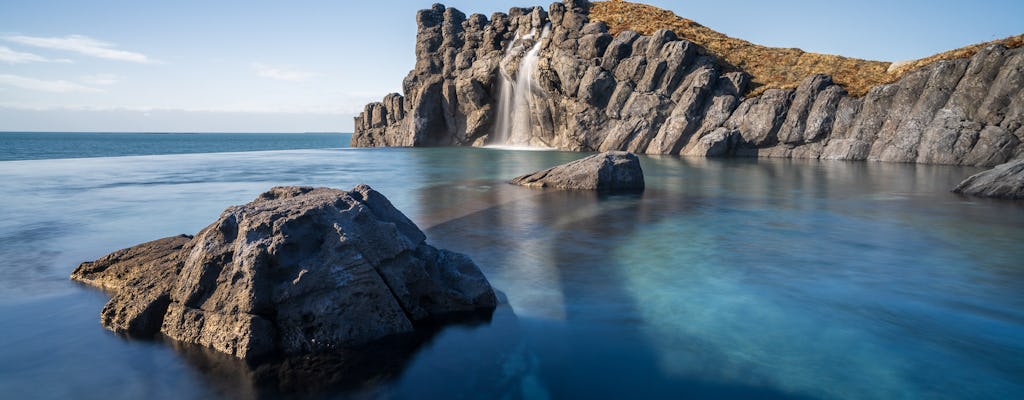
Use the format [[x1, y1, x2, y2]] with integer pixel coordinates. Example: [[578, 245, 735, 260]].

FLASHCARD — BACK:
[[168, 308, 499, 399], [418, 152, 1024, 399], [423, 185, 819, 399]]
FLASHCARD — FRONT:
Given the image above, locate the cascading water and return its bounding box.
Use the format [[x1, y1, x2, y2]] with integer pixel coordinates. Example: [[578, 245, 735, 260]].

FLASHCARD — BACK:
[[491, 23, 551, 147]]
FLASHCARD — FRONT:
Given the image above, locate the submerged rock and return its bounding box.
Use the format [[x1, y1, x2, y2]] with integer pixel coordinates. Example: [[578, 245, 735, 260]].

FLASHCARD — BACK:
[[510, 151, 644, 192], [72, 185, 497, 361], [952, 158, 1024, 199]]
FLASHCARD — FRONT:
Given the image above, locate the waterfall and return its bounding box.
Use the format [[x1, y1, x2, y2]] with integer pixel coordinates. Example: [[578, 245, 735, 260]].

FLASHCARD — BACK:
[[491, 23, 551, 147]]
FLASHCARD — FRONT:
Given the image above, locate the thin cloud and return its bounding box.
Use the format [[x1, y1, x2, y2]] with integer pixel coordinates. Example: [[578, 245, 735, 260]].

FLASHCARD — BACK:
[[252, 62, 315, 82], [0, 45, 72, 64], [3, 34, 155, 64], [0, 74, 101, 93], [80, 73, 118, 85]]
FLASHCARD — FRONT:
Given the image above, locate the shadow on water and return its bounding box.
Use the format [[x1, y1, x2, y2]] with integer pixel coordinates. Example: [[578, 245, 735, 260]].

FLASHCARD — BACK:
[[151, 308, 498, 399]]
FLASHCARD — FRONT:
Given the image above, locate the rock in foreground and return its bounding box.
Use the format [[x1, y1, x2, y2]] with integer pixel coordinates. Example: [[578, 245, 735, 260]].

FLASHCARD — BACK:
[[72, 185, 497, 361], [952, 159, 1024, 199], [510, 151, 644, 192]]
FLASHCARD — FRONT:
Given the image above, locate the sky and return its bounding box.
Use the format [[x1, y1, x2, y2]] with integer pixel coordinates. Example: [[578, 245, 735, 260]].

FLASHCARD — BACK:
[[0, 0, 1021, 133]]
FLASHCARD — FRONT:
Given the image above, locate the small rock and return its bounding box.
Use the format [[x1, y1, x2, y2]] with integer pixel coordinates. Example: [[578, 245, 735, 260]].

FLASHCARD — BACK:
[[952, 159, 1024, 199], [510, 151, 645, 192]]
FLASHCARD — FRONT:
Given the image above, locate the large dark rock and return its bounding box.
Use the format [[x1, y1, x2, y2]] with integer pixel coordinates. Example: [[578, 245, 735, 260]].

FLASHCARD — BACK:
[[72, 185, 497, 361], [510, 151, 645, 192], [952, 158, 1024, 199], [352, 2, 1024, 167]]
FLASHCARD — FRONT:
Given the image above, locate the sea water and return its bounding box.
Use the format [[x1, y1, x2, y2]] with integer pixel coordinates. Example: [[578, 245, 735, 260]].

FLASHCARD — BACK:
[[0, 132, 343, 161], [0, 134, 1021, 399]]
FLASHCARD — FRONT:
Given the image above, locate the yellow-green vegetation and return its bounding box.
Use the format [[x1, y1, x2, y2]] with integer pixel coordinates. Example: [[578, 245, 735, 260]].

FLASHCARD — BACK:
[[589, 0, 1024, 97]]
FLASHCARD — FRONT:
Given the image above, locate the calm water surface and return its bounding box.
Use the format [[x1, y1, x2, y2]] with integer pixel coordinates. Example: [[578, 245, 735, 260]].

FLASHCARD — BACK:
[[0, 141, 1021, 399]]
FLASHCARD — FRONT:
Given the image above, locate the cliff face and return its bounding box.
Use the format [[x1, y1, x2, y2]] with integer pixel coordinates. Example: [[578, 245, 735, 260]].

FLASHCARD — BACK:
[[353, 1, 1024, 167]]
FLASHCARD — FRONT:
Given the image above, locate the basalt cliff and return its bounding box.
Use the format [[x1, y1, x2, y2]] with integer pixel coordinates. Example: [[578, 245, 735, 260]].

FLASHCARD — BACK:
[[353, 0, 1024, 167]]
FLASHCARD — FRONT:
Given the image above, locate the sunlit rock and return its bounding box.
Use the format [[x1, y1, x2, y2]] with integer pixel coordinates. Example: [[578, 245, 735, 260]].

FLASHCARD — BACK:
[[510, 151, 644, 192], [953, 158, 1024, 199]]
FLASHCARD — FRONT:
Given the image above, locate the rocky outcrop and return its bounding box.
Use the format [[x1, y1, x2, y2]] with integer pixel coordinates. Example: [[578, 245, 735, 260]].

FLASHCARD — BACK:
[[353, 1, 1024, 167], [72, 185, 497, 361], [510, 151, 644, 192], [952, 158, 1024, 199]]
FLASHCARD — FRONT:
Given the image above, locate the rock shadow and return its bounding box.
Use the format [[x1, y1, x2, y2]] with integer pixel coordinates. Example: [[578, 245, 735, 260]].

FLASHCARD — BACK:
[[164, 308, 495, 399]]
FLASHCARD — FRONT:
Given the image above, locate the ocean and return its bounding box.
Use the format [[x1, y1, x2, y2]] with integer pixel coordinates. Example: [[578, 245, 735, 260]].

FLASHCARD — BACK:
[[0, 132, 346, 161], [0, 132, 1022, 399]]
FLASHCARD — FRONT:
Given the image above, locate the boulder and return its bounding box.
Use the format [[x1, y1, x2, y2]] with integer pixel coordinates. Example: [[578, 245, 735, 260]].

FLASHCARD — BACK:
[[72, 185, 498, 361], [510, 151, 645, 192], [952, 158, 1024, 199]]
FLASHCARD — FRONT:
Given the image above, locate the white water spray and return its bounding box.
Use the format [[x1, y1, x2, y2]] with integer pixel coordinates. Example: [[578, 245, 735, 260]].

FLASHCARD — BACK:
[[491, 23, 551, 147]]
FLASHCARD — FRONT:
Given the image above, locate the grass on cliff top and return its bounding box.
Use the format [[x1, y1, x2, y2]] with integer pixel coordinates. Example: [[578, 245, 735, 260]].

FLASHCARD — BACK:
[[589, 0, 1024, 97]]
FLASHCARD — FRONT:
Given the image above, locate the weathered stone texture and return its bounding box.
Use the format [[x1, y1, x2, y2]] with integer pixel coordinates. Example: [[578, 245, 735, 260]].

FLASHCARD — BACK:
[[353, 1, 1024, 167]]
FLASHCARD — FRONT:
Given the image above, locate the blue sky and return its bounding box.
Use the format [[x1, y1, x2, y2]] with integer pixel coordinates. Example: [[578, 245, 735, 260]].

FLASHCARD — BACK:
[[1, 0, 1021, 132]]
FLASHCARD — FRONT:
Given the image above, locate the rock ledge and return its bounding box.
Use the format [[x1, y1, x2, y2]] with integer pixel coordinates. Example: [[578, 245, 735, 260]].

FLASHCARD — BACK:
[[952, 159, 1024, 199]]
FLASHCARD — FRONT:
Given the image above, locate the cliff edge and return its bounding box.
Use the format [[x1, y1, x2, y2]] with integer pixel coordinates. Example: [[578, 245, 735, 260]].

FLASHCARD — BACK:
[[353, 0, 1024, 167]]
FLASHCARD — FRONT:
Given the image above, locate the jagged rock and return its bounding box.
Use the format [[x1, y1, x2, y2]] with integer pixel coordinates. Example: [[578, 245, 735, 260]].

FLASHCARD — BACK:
[[510, 151, 645, 192], [352, 2, 1024, 167], [728, 88, 793, 148], [72, 185, 497, 361], [802, 84, 845, 143], [578, 32, 612, 60], [601, 30, 641, 71], [659, 40, 696, 94], [581, 21, 607, 35], [777, 74, 832, 144], [646, 64, 715, 155], [952, 158, 1024, 199], [613, 55, 647, 83], [685, 127, 739, 157], [578, 65, 615, 108]]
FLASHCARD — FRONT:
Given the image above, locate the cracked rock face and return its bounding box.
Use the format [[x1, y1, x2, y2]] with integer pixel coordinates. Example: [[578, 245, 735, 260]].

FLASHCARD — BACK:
[[510, 151, 644, 192], [354, 0, 1024, 167], [72, 185, 497, 361]]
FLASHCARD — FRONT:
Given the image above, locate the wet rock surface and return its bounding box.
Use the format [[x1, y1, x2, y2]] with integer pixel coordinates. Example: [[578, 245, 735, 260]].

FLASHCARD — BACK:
[[952, 158, 1024, 199], [354, 1, 1024, 167], [510, 151, 644, 192], [72, 185, 498, 362]]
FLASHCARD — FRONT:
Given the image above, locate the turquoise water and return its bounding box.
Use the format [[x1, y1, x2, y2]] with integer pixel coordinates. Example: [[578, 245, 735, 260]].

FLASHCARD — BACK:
[[0, 132, 347, 161], [0, 138, 1022, 399]]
